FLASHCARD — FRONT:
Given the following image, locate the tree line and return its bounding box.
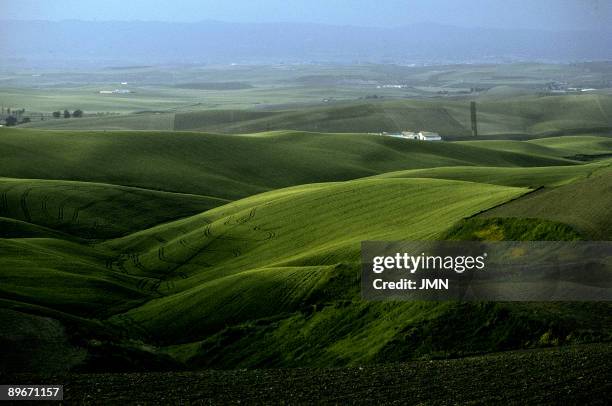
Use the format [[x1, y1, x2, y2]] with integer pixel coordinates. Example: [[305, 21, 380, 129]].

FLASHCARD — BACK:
[[2, 109, 84, 127], [51, 109, 84, 119]]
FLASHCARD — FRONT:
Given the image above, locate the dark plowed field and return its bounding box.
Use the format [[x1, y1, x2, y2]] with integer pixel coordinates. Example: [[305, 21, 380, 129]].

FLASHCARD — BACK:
[[5, 343, 611, 405]]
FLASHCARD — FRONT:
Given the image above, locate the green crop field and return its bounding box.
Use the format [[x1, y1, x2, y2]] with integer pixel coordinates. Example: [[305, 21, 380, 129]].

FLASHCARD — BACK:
[[0, 177, 227, 239], [5, 63, 611, 142], [371, 161, 608, 187], [0, 128, 576, 200], [482, 165, 612, 240], [18, 94, 612, 137], [1, 122, 611, 377]]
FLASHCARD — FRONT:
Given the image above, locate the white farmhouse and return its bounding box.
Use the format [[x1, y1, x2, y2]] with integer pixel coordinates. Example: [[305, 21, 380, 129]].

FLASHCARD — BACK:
[[379, 130, 443, 141], [99, 89, 132, 94]]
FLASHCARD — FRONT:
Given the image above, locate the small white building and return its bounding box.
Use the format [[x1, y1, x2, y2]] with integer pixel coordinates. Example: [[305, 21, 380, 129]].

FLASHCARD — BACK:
[[378, 130, 442, 141], [99, 89, 132, 94]]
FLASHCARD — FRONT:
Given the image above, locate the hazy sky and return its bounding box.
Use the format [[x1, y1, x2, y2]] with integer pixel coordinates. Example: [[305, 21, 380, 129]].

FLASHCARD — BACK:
[[6, 0, 612, 31]]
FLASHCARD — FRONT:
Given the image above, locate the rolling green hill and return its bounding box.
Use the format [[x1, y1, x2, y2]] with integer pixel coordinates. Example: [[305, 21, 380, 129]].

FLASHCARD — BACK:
[[169, 94, 612, 136], [0, 237, 151, 318], [482, 165, 612, 240], [0, 128, 611, 374], [175, 102, 470, 135], [105, 178, 528, 344], [0, 178, 227, 239], [528, 135, 612, 157], [21, 94, 612, 137], [19, 112, 175, 131], [0, 129, 574, 200], [370, 161, 607, 188], [458, 136, 612, 159]]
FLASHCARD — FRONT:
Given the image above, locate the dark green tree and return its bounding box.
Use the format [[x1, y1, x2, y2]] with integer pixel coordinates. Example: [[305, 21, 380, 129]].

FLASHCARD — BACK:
[[63, 110, 71, 118], [5, 116, 17, 126], [72, 109, 84, 118], [52, 111, 61, 118]]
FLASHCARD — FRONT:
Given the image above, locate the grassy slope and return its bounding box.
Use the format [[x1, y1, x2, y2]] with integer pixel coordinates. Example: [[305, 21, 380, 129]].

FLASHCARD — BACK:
[[482, 165, 612, 240], [175, 94, 612, 135], [21, 113, 175, 131], [0, 129, 611, 372], [106, 178, 527, 344], [0, 175, 540, 370], [0, 177, 227, 239], [0, 238, 152, 318], [177, 102, 469, 135], [529, 135, 612, 157], [0, 129, 572, 200], [458, 94, 612, 135], [458, 135, 612, 159], [370, 161, 607, 188]]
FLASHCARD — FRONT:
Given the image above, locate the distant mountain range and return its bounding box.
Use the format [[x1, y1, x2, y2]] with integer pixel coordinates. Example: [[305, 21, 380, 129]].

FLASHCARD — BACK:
[[1, 20, 610, 67]]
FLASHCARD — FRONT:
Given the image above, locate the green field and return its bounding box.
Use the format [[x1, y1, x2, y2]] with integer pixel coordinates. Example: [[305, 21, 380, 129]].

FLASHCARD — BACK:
[[0, 177, 226, 239], [1, 124, 611, 375], [482, 164, 612, 239], [0, 128, 576, 200], [18, 94, 612, 137], [4, 63, 611, 142]]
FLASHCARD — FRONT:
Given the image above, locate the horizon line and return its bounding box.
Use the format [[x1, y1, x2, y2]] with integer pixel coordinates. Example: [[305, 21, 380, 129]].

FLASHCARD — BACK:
[[1, 18, 610, 34]]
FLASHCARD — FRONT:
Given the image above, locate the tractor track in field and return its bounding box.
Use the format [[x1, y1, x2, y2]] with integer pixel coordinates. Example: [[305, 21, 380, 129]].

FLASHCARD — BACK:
[[0, 184, 19, 215], [70, 189, 127, 225], [40, 195, 53, 219], [128, 252, 151, 274], [55, 187, 81, 222], [136, 206, 282, 281], [19, 188, 33, 223], [108, 255, 131, 275], [135, 277, 162, 294], [204, 225, 212, 237], [157, 246, 182, 266], [103, 194, 361, 300], [149, 209, 261, 283], [0, 191, 8, 215]]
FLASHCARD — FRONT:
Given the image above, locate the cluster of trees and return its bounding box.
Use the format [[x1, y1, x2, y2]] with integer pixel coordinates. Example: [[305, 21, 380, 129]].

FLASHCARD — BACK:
[[52, 109, 84, 119], [2, 108, 31, 127], [2, 107, 24, 126], [3, 116, 31, 126], [2, 108, 85, 126]]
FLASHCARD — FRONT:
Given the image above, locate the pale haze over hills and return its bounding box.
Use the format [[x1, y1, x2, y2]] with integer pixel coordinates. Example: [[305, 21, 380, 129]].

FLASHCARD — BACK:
[[2, 0, 611, 67], [1, 20, 611, 68], [5, 0, 612, 31]]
